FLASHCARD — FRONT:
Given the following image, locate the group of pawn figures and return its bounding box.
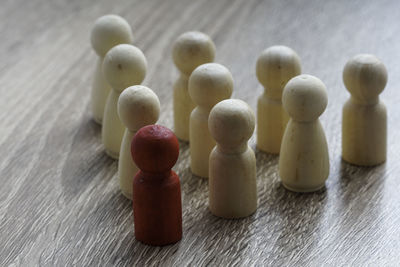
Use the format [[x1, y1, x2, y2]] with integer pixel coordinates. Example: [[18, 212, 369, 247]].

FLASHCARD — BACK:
[[90, 15, 388, 246]]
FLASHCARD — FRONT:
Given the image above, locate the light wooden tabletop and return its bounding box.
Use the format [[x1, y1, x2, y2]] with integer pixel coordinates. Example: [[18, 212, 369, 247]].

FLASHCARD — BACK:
[[1, 0, 400, 266]]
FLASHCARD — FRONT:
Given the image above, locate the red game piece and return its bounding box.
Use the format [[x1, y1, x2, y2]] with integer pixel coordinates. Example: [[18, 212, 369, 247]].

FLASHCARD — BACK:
[[131, 125, 182, 246]]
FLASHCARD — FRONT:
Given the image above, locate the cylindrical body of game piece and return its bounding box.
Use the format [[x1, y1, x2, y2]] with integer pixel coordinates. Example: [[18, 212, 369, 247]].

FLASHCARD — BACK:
[[172, 31, 216, 142], [90, 15, 133, 124], [131, 125, 182, 246], [118, 129, 137, 197], [103, 90, 126, 159], [256, 46, 301, 154], [91, 58, 112, 124], [280, 119, 329, 192], [342, 54, 387, 166], [102, 44, 147, 159], [342, 101, 387, 165], [133, 170, 182, 246], [257, 94, 290, 153], [279, 74, 330, 192], [209, 99, 257, 218], [188, 63, 233, 178], [209, 148, 257, 217], [189, 105, 216, 177], [173, 75, 195, 141]]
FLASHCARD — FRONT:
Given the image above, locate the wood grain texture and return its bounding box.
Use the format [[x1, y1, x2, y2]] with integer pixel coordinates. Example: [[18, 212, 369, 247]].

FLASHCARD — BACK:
[[1, 0, 400, 266]]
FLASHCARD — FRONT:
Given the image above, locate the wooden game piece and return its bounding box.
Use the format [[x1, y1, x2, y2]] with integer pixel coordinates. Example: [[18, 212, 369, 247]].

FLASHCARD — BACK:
[[256, 45, 301, 154], [208, 99, 257, 218], [131, 125, 182, 246], [188, 63, 233, 178], [279, 74, 330, 192], [342, 54, 388, 166], [172, 31, 216, 141], [117, 85, 160, 199], [102, 44, 147, 159], [90, 15, 133, 124]]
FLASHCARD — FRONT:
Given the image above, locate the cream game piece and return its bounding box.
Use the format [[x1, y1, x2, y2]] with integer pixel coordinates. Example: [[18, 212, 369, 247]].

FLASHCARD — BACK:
[[172, 31, 216, 141], [189, 63, 233, 178], [342, 54, 388, 166], [256, 45, 301, 154], [102, 44, 147, 159], [90, 15, 133, 124], [118, 85, 160, 199], [279, 74, 330, 192], [208, 99, 257, 218]]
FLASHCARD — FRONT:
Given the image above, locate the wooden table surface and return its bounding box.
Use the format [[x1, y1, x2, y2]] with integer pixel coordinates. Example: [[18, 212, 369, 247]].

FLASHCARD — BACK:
[[1, 0, 400, 266]]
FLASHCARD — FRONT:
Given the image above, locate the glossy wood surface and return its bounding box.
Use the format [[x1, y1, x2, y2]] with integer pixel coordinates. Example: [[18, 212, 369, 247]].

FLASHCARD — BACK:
[[1, 0, 399, 265]]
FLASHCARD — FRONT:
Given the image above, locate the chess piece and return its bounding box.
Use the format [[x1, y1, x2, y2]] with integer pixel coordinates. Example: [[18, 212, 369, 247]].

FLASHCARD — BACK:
[[256, 45, 301, 154], [208, 99, 257, 218], [102, 44, 147, 159], [132, 125, 182, 246], [189, 63, 233, 178], [172, 31, 216, 141], [118, 85, 160, 199], [90, 15, 133, 124], [342, 54, 387, 166], [279, 74, 329, 192]]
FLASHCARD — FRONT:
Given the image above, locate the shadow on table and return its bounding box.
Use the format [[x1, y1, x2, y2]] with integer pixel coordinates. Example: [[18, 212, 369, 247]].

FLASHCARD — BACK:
[[337, 159, 387, 198], [60, 115, 115, 202], [265, 182, 327, 263], [253, 146, 328, 264], [187, 201, 257, 264], [334, 159, 386, 236]]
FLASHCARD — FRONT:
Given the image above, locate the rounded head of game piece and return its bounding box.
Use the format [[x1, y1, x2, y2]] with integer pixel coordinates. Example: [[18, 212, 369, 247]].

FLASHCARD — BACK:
[[188, 63, 233, 108], [118, 85, 160, 131], [172, 31, 216, 76], [209, 99, 255, 150], [282, 74, 328, 122], [256, 46, 301, 92], [103, 44, 147, 93], [343, 54, 387, 104], [131, 125, 179, 173], [90, 14, 133, 57]]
